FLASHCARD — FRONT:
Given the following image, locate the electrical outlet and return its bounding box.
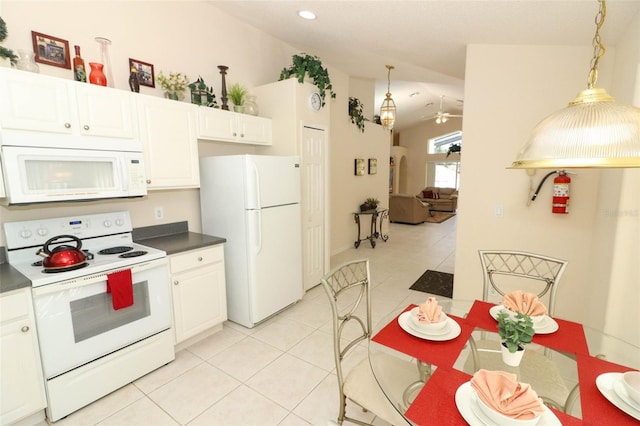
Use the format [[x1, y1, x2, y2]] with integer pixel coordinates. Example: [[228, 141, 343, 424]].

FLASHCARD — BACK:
[[154, 207, 164, 220], [494, 204, 504, 218]]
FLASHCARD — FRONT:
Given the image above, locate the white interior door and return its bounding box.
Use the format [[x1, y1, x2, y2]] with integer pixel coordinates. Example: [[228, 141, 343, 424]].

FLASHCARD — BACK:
[[300, 125, 326, 291]]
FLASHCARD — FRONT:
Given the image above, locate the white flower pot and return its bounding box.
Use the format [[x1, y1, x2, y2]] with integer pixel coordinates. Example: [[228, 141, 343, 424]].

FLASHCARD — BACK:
[[501, 342, 525, 367]]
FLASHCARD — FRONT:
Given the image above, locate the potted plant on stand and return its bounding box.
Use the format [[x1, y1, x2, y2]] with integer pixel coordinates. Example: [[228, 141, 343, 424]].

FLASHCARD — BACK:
[[497, 311, 535, 367], [360, 197, 379, 212], [228, 83, 248, 113], [279, 53, 336, 108]]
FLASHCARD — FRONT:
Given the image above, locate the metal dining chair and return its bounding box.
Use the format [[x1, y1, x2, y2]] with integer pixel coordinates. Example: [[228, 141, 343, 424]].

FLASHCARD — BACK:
[[321, 259, 412, 426], [478, 250, 568, 316], [468, 250, 573, 412]]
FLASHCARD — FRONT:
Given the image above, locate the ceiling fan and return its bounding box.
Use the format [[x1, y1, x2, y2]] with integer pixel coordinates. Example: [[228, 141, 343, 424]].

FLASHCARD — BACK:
[[423, 95, 463, 124]]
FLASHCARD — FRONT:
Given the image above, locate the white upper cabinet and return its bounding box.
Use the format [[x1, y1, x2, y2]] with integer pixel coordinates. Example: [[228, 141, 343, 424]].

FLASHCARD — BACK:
[[196, 107, 272, 145], [0, 68, 73, 135], [0, 68, 138, 151], [136, 94, 199, 189]]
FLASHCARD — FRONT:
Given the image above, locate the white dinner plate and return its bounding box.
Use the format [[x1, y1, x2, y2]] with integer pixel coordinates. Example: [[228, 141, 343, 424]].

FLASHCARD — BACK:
[[455, 381, 561, 426], [398, 311, 461, 341], [489, 305, 559, 334], [596, 372, 640, 420]]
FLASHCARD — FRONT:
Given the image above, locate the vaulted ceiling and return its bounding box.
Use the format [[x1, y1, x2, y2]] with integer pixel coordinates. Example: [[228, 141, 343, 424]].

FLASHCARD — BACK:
[[210, 1, 640, 131]]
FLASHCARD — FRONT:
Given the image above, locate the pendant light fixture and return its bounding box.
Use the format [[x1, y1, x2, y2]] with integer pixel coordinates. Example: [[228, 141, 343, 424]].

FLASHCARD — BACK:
[[380, 65, 396, 131], [510, 0, 640, 169]]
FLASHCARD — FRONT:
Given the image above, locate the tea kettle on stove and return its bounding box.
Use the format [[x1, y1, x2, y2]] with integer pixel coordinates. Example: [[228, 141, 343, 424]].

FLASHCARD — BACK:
[[36, 235, 87, 269]]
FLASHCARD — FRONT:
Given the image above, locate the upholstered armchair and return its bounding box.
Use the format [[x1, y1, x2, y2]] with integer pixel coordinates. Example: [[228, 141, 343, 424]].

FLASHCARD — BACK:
[[389, 194, 431, 224]]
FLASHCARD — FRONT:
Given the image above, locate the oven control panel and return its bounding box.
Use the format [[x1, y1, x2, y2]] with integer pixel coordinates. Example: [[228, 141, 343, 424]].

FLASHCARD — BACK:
[[4, 211, 133, 249]]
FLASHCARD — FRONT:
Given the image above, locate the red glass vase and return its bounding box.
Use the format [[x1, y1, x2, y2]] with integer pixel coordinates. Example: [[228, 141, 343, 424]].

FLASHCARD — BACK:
[[89, 62, 107, 86]]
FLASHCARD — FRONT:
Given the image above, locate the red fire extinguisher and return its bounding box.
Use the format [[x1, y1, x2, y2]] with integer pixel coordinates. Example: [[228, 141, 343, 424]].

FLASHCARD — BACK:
[[552, 171, 570, 214]]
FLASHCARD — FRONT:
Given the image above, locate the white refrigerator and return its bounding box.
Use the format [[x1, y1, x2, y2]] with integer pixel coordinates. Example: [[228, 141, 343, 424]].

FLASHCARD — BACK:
[[199, 154, 303, 328]]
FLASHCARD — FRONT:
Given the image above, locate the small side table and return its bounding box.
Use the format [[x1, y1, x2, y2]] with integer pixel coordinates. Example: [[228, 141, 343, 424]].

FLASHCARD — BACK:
[[353, 208, 389, 248]]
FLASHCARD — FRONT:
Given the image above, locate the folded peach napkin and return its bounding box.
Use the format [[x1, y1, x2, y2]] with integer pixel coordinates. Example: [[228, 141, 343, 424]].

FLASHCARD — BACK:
[[417, 297, 443, 323], [502, 290, 547, 316], [470, 369, 545, 420]]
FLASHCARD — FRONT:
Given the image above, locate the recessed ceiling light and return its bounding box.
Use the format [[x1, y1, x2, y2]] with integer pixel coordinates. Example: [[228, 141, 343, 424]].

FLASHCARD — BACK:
[[298, 10, 316, 20], [409, 92, 420, 98]]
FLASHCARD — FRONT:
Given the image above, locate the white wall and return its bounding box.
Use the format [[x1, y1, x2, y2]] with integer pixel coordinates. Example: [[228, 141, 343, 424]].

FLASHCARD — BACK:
[[329, 68, 390, 254]]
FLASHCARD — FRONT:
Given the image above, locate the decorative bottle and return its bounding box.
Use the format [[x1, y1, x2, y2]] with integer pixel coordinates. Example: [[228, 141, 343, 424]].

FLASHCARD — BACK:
[[16, 50, 39, 73], [88, 62, 107, 86], [244, 95, 258, 116], [72, 45, 87, 82]]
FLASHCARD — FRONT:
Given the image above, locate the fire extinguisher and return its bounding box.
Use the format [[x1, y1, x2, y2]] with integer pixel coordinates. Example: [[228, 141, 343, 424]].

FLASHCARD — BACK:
[[528, 170, 574, 214], [552, 171, 570, 214]]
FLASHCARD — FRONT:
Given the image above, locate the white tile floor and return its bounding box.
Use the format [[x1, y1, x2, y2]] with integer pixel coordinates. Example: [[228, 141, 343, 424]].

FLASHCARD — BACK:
[[48, 217, 457, 426]]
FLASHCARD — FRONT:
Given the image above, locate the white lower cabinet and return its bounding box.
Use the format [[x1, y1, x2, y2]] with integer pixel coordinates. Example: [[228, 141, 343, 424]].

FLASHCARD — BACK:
[[170, 245, 227, 345], [0, 288, 47, 425], [137, 95, 200, 189]]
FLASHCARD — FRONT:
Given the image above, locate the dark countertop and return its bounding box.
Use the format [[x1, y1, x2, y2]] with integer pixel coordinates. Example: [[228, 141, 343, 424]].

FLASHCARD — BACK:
[[0, 260, 31, 294], [133, 221, 226, 255]]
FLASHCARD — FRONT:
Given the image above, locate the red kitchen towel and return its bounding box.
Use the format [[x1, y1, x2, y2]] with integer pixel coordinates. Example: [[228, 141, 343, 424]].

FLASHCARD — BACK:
[[106, 269, 133, 310], [371, 305, 474, 368], [576, 353, 638, 425], [466, 299, 589, 355]]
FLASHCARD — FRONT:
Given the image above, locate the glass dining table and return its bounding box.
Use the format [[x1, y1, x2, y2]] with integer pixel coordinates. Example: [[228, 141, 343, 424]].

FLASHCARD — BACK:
[[368, 298, 640, 425]]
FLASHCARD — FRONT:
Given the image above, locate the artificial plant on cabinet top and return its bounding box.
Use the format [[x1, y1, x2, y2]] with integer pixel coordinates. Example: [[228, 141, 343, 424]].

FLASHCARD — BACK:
[[279, 53, 336, 107]]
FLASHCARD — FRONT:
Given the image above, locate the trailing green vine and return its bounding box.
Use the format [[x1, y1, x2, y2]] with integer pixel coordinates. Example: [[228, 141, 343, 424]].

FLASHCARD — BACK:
[[279, 53, 336, 107], [348, 97, 366, 132]]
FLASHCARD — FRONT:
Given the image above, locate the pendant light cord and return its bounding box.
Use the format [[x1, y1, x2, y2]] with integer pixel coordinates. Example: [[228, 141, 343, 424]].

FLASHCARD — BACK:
[[587, 0, 606, 89]]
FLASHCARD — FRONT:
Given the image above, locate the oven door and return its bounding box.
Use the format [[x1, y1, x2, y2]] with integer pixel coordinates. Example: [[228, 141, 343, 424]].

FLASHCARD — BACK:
[[31, 258, 171, 379]]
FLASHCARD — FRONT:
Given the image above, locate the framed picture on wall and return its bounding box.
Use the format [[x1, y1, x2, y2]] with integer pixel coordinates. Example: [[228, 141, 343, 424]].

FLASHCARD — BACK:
[[129, 58, 155, 88], [368, 158, 377, 174], [354, 158, 365, 176], [31, 31, 71, 69]]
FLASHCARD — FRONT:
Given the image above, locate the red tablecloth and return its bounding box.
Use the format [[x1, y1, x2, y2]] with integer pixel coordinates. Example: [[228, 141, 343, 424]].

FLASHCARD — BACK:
[[371, 305, 474, 368], [576, 353, 638, 425]]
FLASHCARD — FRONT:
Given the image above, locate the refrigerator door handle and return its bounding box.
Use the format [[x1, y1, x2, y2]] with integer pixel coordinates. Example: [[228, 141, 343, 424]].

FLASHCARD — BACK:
[[247, 159, 261, 209], [255, 210, 262, 253]]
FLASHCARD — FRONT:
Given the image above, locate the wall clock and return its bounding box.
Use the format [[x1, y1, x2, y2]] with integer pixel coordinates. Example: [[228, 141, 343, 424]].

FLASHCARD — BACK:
[[309, 92, 322, 111]]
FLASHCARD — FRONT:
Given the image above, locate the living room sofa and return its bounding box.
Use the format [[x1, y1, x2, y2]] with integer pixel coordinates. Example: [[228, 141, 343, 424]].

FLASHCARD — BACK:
[[389, 194, 432, 224], [416, 187, 459, 212]]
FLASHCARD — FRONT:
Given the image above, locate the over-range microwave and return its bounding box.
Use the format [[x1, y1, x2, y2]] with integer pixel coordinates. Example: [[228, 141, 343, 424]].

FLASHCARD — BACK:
[[0, 146, 147, 205]]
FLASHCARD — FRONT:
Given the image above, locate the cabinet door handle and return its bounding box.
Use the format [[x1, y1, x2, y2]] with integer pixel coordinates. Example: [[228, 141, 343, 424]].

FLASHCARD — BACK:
[[240, 133, 245, 138], [233, 132, 237, 137], [83, 124, 90, 131], [21, 326, 30, 333], [146, 179, 151, 184], [197, 256, 203, 262], [173, 280, 179, 285], [64, 123, 71, 128]]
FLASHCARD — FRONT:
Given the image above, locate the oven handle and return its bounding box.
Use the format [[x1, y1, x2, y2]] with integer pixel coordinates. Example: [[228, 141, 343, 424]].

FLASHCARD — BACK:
[[31, 258, 168, 297]]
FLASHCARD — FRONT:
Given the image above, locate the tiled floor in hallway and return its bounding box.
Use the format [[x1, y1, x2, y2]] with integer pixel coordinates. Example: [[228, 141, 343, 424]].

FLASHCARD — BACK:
[[49, 217, 457, 426]]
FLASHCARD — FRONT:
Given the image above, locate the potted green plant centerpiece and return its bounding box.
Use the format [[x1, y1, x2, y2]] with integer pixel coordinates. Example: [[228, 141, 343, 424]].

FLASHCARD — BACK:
[[279, 53, 336, 107], [446, 143, 461, 157], [360, 197, 379, 212], [228, 83, 248, 113], [497, 311, 535, 366]]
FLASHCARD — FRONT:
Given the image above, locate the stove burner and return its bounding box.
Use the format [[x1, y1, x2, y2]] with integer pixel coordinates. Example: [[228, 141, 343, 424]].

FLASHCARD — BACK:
[[98, 246, 133, 255], [32, 260, 43, 267], [119, 250, 147, 258], [42, 262, 89, 273]]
